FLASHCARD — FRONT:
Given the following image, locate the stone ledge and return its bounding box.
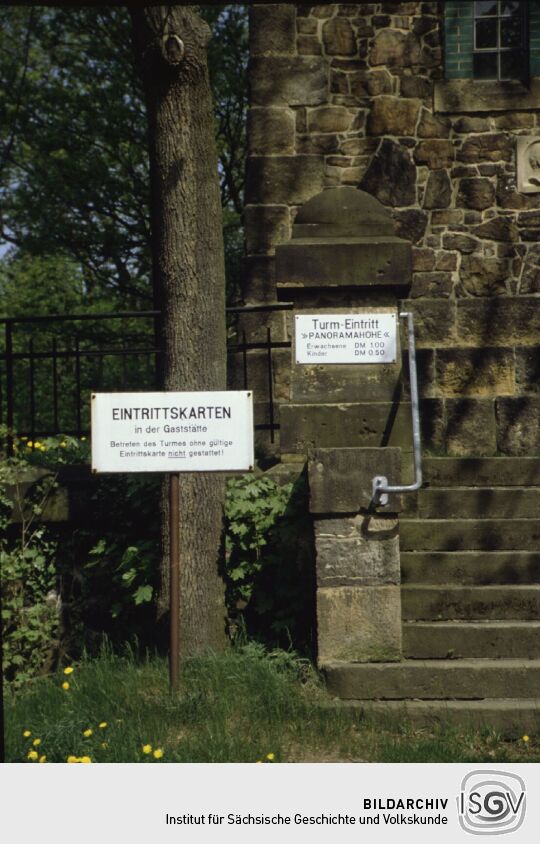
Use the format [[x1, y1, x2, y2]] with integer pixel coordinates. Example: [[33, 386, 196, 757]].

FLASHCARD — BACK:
[[434, 78, 540, 114]]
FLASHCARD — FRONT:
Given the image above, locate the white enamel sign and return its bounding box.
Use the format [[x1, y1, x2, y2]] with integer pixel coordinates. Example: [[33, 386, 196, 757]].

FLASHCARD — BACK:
[[91, 391, 254, 473], [295, 312, 397, 365]]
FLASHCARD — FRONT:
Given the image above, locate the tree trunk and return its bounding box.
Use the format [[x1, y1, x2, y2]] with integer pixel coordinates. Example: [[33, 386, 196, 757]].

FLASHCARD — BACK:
[[130, 6, 227, 657]]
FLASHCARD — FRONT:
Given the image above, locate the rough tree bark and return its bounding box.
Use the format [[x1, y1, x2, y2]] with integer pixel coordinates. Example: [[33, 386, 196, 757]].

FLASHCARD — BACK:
[[130, 6, 227, 657]]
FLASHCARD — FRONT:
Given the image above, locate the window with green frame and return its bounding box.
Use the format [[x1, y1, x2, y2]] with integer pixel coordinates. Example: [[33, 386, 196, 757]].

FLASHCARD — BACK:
[[445, 1, 540, 81]]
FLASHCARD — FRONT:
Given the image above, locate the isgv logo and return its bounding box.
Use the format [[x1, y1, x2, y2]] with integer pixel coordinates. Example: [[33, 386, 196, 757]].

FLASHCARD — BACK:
[[458, 771, 526, 835]]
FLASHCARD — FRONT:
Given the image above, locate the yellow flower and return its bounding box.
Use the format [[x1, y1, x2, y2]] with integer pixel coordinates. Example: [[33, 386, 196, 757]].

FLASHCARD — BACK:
[[23, 730, 31, 738], [27, 750, 38, 761], [79, 756, 92, 764], [27, 441, 33, 448], [83, 729, 93, 738], [34, 441, 42, 449], [80, 436, 87, 442], [62, 681, 70, 690], [63, 666, 74, 675], [60, 442, 67, 448], [522, 735, 530, 743], [266, 753, 275, 761], [32, 738, 41, 747], [98, 722, 107, 729], [67, 756, 78, 763], [142, 744, 152, 754], [39, 755, 47, 763], [39, 445, 46, 451], [153, 749, 164, 759], [101, 742, 109, 750]]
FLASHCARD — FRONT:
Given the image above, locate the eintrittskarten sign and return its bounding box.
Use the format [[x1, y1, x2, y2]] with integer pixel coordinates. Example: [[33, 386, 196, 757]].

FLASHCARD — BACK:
[[91, 390, 254, 473], [295, 312, 397, 365]]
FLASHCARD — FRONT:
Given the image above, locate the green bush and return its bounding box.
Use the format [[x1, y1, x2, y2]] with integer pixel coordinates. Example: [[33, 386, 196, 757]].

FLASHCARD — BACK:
[[0, 453, 60, 684]]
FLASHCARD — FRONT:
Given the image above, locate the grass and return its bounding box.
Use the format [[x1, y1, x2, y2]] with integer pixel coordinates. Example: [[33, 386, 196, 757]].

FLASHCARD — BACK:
[[4, 642, 539, 764]]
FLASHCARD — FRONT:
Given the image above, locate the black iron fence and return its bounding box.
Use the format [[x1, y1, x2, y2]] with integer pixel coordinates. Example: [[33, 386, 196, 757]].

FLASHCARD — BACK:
[[0, 304, 293, 447]]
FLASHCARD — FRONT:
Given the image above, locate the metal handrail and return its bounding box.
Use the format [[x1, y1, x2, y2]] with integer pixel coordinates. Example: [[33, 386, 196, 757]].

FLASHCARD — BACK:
[[372, 311, 423, 506]]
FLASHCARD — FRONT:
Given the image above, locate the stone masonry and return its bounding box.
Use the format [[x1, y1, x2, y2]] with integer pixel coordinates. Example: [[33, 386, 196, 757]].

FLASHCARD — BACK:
[[242, 2, 540, 457]]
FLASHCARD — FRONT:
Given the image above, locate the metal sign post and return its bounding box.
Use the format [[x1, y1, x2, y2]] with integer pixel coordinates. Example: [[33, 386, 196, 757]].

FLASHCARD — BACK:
[[91, 390, 254, 693]]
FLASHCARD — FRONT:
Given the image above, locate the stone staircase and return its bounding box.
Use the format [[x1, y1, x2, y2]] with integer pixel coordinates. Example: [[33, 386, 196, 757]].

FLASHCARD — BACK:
[[325, 456, 540, 732]]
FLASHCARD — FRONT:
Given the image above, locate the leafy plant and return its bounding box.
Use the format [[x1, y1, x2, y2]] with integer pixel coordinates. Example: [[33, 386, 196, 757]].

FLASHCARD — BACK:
[[224, 471, 315, 650], [0, 451, 60, 684]]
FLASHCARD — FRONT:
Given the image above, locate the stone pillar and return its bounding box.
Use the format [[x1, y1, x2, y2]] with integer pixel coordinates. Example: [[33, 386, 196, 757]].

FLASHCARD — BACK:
[[309, 447, 402, 663], [274, 186, 412, 666]]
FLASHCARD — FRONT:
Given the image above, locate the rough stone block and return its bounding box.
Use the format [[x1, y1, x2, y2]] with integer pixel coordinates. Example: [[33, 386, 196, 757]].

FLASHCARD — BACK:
[[367, 96, 421, 136], [423, 170, 451, 209], [458, 133, 513, 164], [275, 238, 412, 289], [446, 399, 497, 456], [410, 271, 453, 298], [317, 586, 402, 662], [279, 402, 413, 454], [369, 29, 421, 67], [414, 139, 455, 170], [249, 56, 328, 107], [496, 397, 540, 455], [244, 205, 291, 254], [246, 155, 325, 204], [240, 255, 275, 304], [436, 348, 515, 398], [399, 299, 456, 348], [322, 17, 356, 55], [515, 347, 540, 394], [247, 108, 295, 155], [457, 256, 509, 297], [457, 298, 540, 346], [315, 514, 400, 585], [417, 109, 451, 139], [228, 348, 290, 404], [307, 105, 352, 133], [457, 178, 495, 211], [249, 5, 296, 56], [290, 361, 403, 405], [309, 447, 401, 514], [360, 139, 416, 206]]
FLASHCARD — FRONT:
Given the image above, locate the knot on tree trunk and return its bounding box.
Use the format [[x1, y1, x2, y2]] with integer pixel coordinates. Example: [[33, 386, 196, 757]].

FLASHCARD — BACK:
[[161, 34, 185, 65]]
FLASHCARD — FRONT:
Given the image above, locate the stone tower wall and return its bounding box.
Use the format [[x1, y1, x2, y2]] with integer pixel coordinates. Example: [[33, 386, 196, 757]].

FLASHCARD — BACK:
[[243, 2, 540, 457]]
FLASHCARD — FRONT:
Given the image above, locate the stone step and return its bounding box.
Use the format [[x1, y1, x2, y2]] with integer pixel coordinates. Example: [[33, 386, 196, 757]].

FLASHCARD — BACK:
[[329, 699, 540, 735], [401, 551, 540, 585], [423, 457, 540, 487], [403, 621, 540, 659], [402, 487, 540, 519], [400, 518, 540, 551], [402, 585, 540, 620], [323, 658, 540, 700]]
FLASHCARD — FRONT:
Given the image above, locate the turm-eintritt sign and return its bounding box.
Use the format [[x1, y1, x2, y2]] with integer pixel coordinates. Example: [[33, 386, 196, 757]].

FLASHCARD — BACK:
[[295, 312, 397, 364]]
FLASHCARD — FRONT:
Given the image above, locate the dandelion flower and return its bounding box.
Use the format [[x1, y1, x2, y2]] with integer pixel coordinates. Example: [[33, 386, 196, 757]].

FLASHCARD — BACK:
[[98, 722, 107, 729], [80, 756, 92, 764], [523, 735, 530, 743], [63, 666, 74, 675], [34, 441, 42, 449], [23, 730, 31, 738], [39, 756, 47, 763], [27, 750, 38, 761], [142, 744, 152, 754], [153, 749, 164, 759], [67, 756, 78, 763], [62, 682, 70, 691], [83, 729, 93, 738], [32, 738, 41, 747], [266, 753, 275, 761], [27, 441, 33, 448]]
